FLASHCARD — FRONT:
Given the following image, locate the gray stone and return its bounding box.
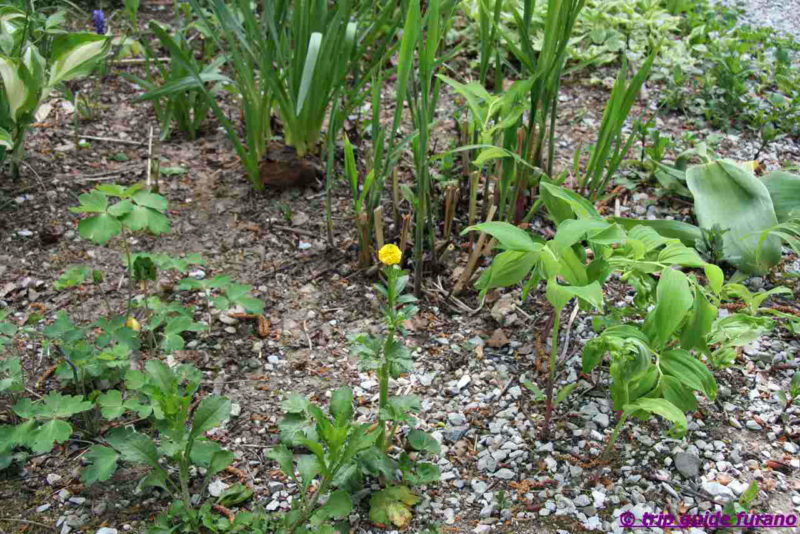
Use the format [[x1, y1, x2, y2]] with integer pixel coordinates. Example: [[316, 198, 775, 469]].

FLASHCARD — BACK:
[[471, 479, 488, 495], [494, 468, 515, 480], [574, 494, 592, 507], [37, 504, 51, 513], [675, 452, 702, 478], [592, 413, 610, 429], [96, 529, 118, 534], [745, 420, 763, 431], [702, 481, 735, 499], [230, 403, 242, 418]]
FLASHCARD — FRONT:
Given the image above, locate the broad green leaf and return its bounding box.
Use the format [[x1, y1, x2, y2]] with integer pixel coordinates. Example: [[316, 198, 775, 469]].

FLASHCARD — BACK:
[[0, 55, 30, 120], [30, 419, 72, 452], [266, 444, 294, 478], [660, 349, 717, 401], [660, 375, 697, 413], [311, 490, 352, 526], [0, 127, 11, 149], [49, 33, 109, 86], [41, 392, 92, 418], [761, 170, 800, 222], [462, 221, 539, 251], [105, 427, 161, 470], [475, 250, 539, 291], [72, 190, 108, 213], [329, 388, 353, 423], [133, 191, 168, 212], [704, 263, 724, 295], [97, 390, 126, 419], [120, 205, 170, 234], [190, 396, 230, 439], [612, 218, 701, 248], [297, 454, 322, 487], [78, 214, 122, 245], [623, 397, 687, 437], [545, 279, 603, 312], [407, 429, 441, 455], [540, 181, 602, 222], [642, 269, 693, 350], [680, 287, 718, 354], [296, 33, 321, 115], [369, 486, 420, 528], [81, 445, 120, 484], [687, 160, 781, 274]]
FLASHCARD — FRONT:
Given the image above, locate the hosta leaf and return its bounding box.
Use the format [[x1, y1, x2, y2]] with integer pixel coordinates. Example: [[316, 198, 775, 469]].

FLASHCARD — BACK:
[[0, 55, 31, 120], [49, 33, 109, 86], [81, 445, 120, 484], [0, 127, 11, 149]]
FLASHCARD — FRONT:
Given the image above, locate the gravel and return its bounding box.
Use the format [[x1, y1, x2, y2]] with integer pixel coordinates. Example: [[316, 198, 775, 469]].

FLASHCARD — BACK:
[[711, 0, 800, 40]]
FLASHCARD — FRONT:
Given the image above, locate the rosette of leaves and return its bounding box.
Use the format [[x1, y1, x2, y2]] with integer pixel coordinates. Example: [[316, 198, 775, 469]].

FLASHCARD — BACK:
[[268, 388, 377, 534], [83, 361, 232, 531]]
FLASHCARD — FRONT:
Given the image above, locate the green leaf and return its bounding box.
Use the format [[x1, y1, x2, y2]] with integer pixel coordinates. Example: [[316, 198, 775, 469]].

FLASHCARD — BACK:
[[81, 445, 120, 484], [49, 33, 109, 86], [190, 396, 230, 439], [97, 390, 126, 419], [329, 388, 353, 423], [120, 205, 170, 234], [266, 444, 294, 478], [680, 287, 718, 354], [0, 127, 12, 150], [296, 33, 322, 115], [642, 269, 693, 350], [461, 221, 539, 252], [761, 170, 800, 223], [311, 490, 352, 526], [54, 265, 91, 290], [133, 191, 168, 212], [687, 160, 781, 274], [78, 214, 122, 245], [105, 427, 161, 470], [545, 279, 603, 312], [0, 55, 32, 121], [72, 190, 108, 213], [623, 398, 687, 438], [369, 486, 420, 528], [659, 349, 717, 402], [297, 454, 322, 487], [407, 429, 441, 455], [41, 392, 93, 418], [30, 419, 72, 452], [660, 375, 697, 413]]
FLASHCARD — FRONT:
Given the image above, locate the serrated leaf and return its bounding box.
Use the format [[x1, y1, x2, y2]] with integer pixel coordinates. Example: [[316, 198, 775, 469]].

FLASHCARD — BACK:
[[190, 396, 230, 439], [97, 390, 126, 419], [369, 486, 420, 528], [105, 427, 161, 470], [30, 419, 72, 452], [78, 214, 122, 245], [407, 429, 441, 455], [81, 445, 119, 484]]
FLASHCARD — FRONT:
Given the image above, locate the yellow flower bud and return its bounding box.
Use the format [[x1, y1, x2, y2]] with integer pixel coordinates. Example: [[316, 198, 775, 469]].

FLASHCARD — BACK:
[[378, 244, 402, 266], [125, 316, 141, 332]]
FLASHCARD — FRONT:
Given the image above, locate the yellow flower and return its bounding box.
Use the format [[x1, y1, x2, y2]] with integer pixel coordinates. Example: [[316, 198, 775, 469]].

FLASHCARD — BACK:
[[378, 244, 402, 266], [125, 316, 141, 332]]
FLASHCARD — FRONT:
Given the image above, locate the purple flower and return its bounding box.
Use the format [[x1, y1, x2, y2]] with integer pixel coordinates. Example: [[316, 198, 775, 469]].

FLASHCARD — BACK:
[[92, 10, 105, 35]]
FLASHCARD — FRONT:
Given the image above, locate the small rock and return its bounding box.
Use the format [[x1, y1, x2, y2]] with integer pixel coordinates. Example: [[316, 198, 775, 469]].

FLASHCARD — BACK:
[[68, 497, 86, 506], [474, 526, 492, 534], [675, 452, 702, 478], [486, 328, 510, 348], [574, 494, 592, 507], [47, 474, 62, 486], [96, 529, 118, 534], [702, 481, 735, 499], [471, 479, 488, 495], [208, 479, 228, 498], [592, 413, 610, 429], [457, 375, 471, 390], [494, 468, 515, 480], [745, 420, 763, 431], [230, 403, 242, 418], [784, 442, 798, 454], [37, 504, 51, 513]]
